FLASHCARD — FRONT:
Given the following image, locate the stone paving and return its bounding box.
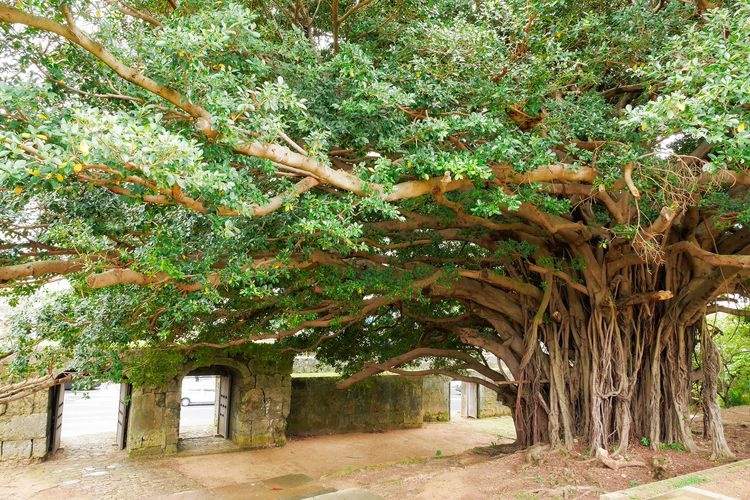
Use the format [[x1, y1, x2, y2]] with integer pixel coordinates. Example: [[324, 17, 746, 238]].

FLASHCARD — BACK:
[[0, 433, 204, 499]]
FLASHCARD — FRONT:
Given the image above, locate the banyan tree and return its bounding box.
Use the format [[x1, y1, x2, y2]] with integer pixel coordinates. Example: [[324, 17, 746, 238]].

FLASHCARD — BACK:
[[0, 0, 748, 458]]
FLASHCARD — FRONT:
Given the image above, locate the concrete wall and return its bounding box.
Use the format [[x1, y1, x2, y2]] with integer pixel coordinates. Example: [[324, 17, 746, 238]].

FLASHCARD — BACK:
[[0, 390, 49, 462], [287, 375, 451, 435]]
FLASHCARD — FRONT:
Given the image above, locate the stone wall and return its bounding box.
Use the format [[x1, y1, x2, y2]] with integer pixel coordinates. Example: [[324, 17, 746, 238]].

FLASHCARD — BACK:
[[126, 378, 181, 456], [287, 375, 430, 436], [421, 375, 450, 422], [228, 358, 292, 448], [478, 384, 512, 418], [0, 390, 49, 462]]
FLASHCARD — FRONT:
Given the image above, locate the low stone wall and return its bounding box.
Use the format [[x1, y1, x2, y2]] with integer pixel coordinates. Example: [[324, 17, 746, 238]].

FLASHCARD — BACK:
[[0, 390, 49, 462], [421, 375, 450, 422], [478, 385, 512, 418], [287, 375, 425, 436]]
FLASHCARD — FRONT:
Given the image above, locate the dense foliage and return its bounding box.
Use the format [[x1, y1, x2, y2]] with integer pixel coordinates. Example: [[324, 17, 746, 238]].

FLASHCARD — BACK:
[[710, 312, 750, 407], [1, 0, 749, 456]]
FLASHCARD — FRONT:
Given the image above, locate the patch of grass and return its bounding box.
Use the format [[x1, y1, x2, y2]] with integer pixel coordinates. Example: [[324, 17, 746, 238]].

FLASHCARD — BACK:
[[658, 441, 687, 452], [434, 450, 443, 457], [630, 480, 640, 488], [672, 476, 708, 488], [640, 436, 651, 447]]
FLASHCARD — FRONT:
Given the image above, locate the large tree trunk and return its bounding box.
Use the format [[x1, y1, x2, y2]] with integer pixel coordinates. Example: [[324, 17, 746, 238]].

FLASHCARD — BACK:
[[483, 269, 733, 458]]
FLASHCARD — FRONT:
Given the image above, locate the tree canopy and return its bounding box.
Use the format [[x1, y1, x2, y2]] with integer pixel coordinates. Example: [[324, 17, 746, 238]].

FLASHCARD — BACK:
[[1, 0, 749, 457]]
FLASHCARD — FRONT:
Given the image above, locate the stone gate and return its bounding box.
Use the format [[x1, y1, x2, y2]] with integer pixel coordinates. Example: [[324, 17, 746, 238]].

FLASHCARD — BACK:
[[126, 353, 293, 456]]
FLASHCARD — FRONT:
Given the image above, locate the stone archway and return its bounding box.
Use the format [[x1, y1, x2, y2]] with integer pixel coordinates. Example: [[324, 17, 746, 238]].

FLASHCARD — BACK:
[[125, 354, 292, 456], [177, 360, 243, 450]]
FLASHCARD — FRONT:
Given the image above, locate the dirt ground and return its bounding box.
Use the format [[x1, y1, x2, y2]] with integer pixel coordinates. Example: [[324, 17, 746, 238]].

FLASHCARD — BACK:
[[1, 407, 748, 499], [326, 406, 750, 499]]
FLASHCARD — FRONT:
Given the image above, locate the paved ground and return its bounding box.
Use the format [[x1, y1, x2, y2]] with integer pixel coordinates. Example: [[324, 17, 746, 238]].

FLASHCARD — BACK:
[[0, 417, 512, 499], [602, 458, 750, 499]]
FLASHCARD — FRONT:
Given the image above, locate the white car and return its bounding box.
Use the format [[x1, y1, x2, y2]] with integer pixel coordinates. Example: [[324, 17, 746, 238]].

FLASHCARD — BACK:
[[181, 376, 216, 406]]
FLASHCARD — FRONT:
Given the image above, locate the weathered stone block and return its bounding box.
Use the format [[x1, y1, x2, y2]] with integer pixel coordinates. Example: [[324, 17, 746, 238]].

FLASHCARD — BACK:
[[154, 392, 166, 407], [247, 388, 265, 406], [0, 413, 48, 440], [4, 395, 34, 417], [250, 434, 275, 447], [33, 390, 50, 414], [128, 429, 165, 450], [165, 390, 181, 408], [31, 438, 48, 458], [1, 439, 32, 460], [423, 411, 450, 422], [128, 445, 165, 457]]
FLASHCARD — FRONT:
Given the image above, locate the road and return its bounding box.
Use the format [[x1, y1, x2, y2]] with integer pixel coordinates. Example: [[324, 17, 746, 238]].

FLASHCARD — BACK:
[[60, 383, 216, 441], [450, 381, 462, 419]]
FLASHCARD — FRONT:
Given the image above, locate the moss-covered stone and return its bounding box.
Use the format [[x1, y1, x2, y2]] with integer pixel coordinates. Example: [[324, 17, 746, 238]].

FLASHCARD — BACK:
[[287, 375, 432, 436]]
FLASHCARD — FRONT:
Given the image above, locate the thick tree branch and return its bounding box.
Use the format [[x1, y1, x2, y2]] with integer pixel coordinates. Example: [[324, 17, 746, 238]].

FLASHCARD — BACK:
[[706, 304, 750, 317], [672, 241, 750, 269], [617, 290, 674, 307], [336, 347, 497, 389], [458, 270, 543, 300], [0, 260, 84, 284]]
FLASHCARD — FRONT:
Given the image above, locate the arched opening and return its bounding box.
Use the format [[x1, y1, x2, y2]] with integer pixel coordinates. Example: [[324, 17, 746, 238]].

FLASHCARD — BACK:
[[448, 381, 463, 420], [179, 375, 220, 439], [176, 364, 242, 454]]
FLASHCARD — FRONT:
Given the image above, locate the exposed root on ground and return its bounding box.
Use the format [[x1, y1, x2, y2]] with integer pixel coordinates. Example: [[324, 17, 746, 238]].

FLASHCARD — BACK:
[[595, 448, 647, 470]]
